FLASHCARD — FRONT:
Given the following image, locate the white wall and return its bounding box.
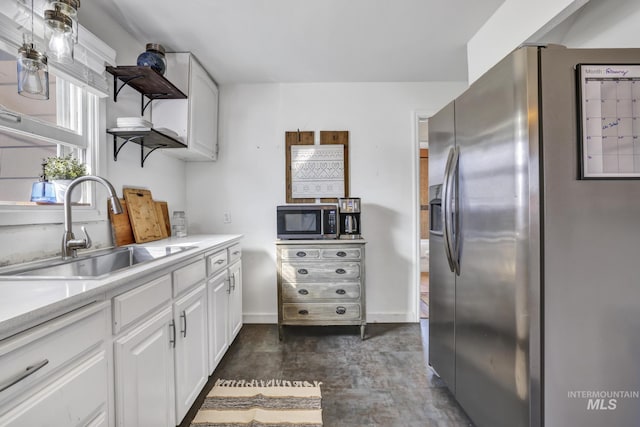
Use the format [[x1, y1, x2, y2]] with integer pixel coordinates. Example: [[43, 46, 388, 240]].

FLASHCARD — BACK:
[[186, 82, 466, 323], [0, 2, 187, 265]]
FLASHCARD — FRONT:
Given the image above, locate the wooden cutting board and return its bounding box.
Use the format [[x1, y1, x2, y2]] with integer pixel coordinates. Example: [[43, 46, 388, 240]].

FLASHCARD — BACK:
[[123, 187, 165, 243], [154, 201, 171, 238], [108, 198, 135, 246]]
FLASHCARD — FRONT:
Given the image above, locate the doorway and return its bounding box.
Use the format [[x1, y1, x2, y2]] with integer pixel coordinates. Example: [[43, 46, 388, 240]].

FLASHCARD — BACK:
[[418, 117, 429, 319]]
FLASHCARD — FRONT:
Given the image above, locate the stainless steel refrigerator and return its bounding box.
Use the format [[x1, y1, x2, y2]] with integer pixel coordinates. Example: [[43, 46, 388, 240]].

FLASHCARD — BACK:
[[429, 45, 640, 427]]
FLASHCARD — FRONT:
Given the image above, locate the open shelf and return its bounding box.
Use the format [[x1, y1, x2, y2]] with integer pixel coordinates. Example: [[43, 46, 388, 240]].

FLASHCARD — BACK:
[[106, 66, 187, 115], [107, 127, 187, 167]]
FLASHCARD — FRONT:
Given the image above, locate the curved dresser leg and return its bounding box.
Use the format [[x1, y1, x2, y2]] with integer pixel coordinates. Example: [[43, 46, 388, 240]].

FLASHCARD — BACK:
[[278, 325, 284, 341], [360, 324, 366, 340]]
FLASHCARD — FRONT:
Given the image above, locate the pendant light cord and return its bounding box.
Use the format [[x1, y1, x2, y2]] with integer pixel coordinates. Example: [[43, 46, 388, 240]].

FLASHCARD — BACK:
[[30, 0, 34, 46]]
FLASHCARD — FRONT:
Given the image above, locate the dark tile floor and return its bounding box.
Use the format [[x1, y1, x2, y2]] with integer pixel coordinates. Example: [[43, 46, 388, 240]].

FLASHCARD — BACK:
[[182, 321, 474, 427]]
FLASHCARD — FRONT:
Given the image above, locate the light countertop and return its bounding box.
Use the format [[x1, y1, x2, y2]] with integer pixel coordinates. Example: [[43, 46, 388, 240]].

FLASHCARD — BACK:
[[0, 234, 242, 341]]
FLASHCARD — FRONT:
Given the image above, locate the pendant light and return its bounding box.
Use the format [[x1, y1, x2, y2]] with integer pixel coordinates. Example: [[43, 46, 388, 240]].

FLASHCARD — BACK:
[[44, 0, 80, 64], [17, 0, 49, 100]]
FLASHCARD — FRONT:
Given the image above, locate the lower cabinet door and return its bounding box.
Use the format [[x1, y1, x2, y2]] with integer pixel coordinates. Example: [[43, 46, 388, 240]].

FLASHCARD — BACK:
[[0, 349, 110, 427], [114, 306, 175, 427], [228, 260, 243, 342], [208, 270, 229, 373], [174, 283, 209, 424]]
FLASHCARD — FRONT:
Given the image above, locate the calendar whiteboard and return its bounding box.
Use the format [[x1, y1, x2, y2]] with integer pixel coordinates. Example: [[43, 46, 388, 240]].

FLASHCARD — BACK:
[[578, 64, 640, 179]]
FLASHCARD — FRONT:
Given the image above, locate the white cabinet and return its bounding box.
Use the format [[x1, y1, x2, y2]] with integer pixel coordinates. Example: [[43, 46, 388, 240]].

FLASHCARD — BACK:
[[207, 270, 229, 373], [0, 302, 111, 427], [173, 283, 208, 423], [153, 52, 219, 161], [113, 306, 175, 427]]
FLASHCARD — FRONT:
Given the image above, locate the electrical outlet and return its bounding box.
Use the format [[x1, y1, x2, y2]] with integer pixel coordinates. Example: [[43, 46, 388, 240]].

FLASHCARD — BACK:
[[223, 212, 232, 223]]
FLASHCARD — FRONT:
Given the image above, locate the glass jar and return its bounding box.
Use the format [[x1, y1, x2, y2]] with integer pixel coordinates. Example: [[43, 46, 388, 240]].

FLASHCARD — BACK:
[[137, 43, 167, 75], [172, 211, 187, 237]]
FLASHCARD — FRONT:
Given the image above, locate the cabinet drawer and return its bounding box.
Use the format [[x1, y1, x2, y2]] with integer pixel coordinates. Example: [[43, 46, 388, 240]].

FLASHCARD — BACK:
[[280, 248, 320, 259], [0, 303, 108, 403], [281, 262, 360, 282], [113, 274, 172, 334], [206, 249, 228, 276], [228, 243, 242, 264], [321, 248, 362, 260], [281, 282, 361, 302], [173, 259, 206, 297], [0, 350, 109, 426], [282, 303, 361, 321]]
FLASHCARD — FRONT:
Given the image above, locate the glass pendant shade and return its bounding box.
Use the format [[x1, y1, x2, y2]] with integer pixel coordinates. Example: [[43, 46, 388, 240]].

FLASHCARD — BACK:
[[44, 9, 74, 63], [17, 44, 49, 100]]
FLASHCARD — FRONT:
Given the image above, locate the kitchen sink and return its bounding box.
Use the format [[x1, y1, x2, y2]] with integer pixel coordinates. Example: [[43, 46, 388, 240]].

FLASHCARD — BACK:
[[0, 245, 196, 279]]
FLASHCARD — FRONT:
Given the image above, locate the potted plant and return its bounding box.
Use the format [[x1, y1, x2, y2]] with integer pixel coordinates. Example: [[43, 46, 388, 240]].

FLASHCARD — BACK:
[[43, 155, 87, 203]]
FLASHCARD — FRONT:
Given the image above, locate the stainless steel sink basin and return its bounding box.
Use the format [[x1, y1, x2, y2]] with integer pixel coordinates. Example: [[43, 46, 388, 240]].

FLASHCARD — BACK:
[[0, 246, 196, 279]]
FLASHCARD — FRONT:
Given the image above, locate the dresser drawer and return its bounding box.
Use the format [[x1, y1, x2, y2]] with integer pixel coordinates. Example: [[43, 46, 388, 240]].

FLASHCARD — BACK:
[[281, 262, 360, 282], [280, 248, 320, 259], [282, 303, 361, 321], [228, 243, 242, 264], [321, 248, 361, 260], [206, 249, 228, 277], [281, 282, 361, 302]]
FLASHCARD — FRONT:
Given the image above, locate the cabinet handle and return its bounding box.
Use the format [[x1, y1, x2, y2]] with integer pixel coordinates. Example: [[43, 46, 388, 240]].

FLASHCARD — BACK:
[[336, 306, 347, 315], [296, 251, 307, 257], [226, 277, 231, 294], [230, 274, 236, 291], [297, 268, 308, 275], [215, 259, 225, 265], [336, 289, 346, 295], [180, 311, 187, 338], [335, 268, 346, 274], [298, 289, 309, 295], [298, 309, 309, 315], [336, 251, 347, 257], [0, 359, 49, 393], [169, 320, 176, 348], [232, 250, 240, 255]]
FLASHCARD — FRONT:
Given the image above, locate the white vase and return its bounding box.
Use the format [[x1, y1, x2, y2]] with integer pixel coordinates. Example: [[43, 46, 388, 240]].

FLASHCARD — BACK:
[[52, 180, 82, 204]]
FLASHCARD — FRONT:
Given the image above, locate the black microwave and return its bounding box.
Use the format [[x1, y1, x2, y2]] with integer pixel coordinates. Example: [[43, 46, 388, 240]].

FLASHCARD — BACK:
[[277, 205, 338, 239]]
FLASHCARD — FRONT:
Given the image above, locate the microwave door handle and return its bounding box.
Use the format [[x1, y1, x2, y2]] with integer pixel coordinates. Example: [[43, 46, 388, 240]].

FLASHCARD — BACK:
[[442, 147, 456, 273], [449, 146, 461, 276]]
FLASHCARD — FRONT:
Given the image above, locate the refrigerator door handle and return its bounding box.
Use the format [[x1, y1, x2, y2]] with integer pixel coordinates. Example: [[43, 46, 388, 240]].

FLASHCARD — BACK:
[[449, 146, 461, 276], [442, 147, 456, 273]]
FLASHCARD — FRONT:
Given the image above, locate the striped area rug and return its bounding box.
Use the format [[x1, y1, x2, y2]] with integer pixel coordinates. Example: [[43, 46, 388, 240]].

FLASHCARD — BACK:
[[191, 379, 323, 427]]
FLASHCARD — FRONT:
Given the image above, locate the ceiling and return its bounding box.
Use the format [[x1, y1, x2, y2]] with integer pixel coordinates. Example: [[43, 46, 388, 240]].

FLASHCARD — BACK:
[[91, 0, 506, 84]]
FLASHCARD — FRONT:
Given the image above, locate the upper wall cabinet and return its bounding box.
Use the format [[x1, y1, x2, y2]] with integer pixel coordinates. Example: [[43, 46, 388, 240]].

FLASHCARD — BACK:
[[152, 53, 219, 161]]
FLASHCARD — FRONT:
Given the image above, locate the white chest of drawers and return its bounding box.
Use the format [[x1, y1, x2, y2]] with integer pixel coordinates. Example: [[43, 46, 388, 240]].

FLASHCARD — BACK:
[[276, 240, 366, 340]]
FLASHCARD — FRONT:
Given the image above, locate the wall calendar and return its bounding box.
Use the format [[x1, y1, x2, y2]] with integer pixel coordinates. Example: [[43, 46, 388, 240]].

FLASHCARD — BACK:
[[578, 64, 640, 179]]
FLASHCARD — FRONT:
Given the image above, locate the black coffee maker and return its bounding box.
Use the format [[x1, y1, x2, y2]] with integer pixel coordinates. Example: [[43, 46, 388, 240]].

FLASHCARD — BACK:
[[338, 197, 361, 239]]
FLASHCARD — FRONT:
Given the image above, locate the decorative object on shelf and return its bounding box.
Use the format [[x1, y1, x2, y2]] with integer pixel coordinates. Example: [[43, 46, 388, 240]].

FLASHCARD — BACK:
[[30, 162, 56, 203], [43, 154, 87, 203], [44, 0, 80, 64], [17, 0, 49, 100], [137, 43, 167, 75], [116, 117, 152, 128]]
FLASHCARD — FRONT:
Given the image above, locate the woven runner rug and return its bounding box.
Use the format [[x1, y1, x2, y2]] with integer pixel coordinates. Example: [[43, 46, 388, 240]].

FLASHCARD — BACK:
[[191, 379, 323, 427]]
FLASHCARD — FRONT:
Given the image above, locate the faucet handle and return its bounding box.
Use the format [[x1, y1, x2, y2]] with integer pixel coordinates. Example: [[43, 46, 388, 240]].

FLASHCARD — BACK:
[[80, 226, 92, 249]]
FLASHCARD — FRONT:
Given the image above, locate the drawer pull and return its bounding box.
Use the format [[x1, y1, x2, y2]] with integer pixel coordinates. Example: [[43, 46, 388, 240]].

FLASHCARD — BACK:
[[232, 250, 241, 255], [214, 259, 225, 265], [336, 251, 347, 257], [298, 309, 309, 315], [336, 306, 347, 315], [296, 251, 307, 257], [169, 320, 176, 347], [336, 289, 346, 295], [298, 289, 309, 295], [0, 359, 49, 393], [335, 268, 346, 274], [180, 311, 187, 338], [298, 268, 308, 275]]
